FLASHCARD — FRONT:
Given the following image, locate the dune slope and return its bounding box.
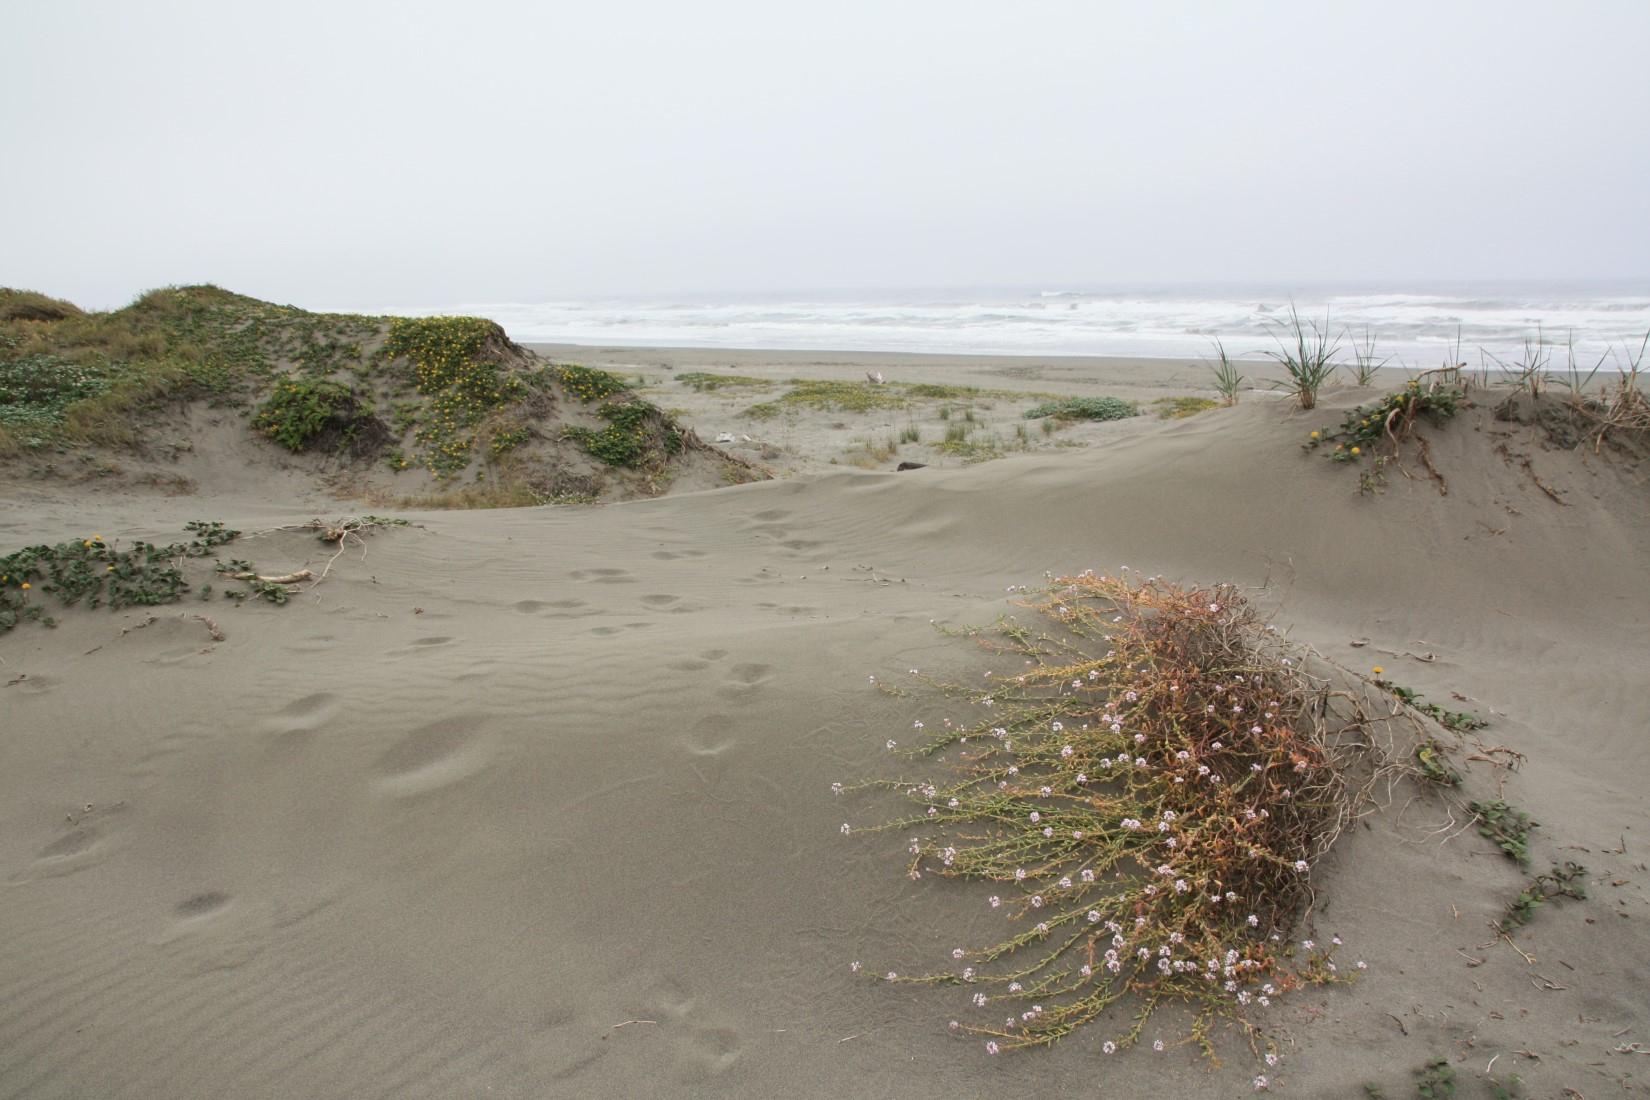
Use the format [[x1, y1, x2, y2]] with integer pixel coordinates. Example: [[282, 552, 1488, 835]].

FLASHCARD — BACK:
[[1, 388, 1645, 1098]]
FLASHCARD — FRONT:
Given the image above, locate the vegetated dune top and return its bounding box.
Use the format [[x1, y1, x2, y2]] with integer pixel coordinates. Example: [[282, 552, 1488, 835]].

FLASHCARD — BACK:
[[0, 368, 1646, 1097], [0, 285, 764, 506]]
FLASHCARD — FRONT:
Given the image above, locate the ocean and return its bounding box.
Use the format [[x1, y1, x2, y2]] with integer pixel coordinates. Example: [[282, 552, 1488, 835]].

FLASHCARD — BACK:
[[379, 284, 1650, 369]]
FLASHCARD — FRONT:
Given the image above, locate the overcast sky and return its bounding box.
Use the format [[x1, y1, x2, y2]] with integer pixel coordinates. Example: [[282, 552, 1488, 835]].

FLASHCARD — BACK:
[[3, 1, 1647, 310]]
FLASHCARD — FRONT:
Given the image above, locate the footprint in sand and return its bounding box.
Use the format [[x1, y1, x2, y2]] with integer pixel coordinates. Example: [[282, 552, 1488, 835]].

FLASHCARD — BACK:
[[155, 890, 266, 973], [570, 568, 635, 584], [259, 692, 341, 754], [650, 549, 708, 561], [667, 648, 728, 673], [5, 672, 59, 696], [643, 977, 744, 1081], [680, 1027, 743, 1079], [386, 635, 457, 658], [588, 622, 653, 637], [717, 663, 773, 701], [372, 717, 493, 798], [175, 891, 231, 920], [9, 806, 124, 882], [682, 718, 738, 785], [537, 599, 604, 620]]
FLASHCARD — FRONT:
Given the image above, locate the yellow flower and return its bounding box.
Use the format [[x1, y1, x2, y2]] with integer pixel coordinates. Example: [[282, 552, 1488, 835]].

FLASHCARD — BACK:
[[20, 582, 30, 590], [1309, 430, 1320, 440], [1350, 446, 1361, 456], [1371, 665, 1384, 676]]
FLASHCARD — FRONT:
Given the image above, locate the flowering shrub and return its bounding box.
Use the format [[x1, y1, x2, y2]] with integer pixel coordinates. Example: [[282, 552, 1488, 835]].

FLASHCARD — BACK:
[[382, 317, 527, 475], [842, 572, 1374, 1065], [556, 363, 630, 403]]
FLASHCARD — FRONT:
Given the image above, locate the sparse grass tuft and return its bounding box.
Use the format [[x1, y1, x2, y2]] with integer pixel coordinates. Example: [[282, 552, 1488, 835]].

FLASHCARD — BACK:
[[1205, 339, 1244, 406], [1347, 327, 1389, 386]]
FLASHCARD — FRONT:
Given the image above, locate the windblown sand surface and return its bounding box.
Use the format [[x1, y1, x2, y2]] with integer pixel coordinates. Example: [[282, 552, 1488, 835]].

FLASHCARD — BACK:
[[2, 350, 1646, 1098]]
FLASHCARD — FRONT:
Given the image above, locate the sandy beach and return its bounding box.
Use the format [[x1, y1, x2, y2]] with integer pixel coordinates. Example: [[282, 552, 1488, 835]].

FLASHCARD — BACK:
[[2, 342, 1647, 1099]]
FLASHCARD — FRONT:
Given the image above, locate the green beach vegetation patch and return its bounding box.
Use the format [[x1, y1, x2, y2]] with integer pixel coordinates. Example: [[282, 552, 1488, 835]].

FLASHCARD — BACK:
[[1023, 395, 1137, 422], [563, 401, 684, 468], [1303, 374, 1465, 494], [252, 379, 386, 454], [840, 572, 1386, 1072], [0, 286, 735, 503], [2, 521, 240, 632], [1154, 396, 1219, 419], [675, 371, 773, 392], [0, 355, 115, 431], [1, 517, 408, 635], [741, 378, 911, 420], [555, 362, 631, 403]]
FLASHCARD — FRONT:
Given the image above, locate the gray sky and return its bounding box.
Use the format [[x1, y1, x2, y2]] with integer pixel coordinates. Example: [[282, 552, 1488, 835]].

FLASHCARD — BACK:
[[4, 1, 1647, 310]]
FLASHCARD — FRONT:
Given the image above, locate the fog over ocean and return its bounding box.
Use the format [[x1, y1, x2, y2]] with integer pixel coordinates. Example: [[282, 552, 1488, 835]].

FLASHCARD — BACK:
[[372, 284, 1650, 368]]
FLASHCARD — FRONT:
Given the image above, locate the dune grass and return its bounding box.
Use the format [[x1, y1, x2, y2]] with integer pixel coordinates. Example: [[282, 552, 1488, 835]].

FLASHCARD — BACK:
[[1266, 305, 1340, 410], [843, 572, 1388, 1070], [0, 289, 84, 322], [1205, 339, 1244, 406]]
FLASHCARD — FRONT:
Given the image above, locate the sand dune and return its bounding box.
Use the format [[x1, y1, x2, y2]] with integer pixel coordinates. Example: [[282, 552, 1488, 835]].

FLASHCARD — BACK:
[[2, 360, 1646, 1098]]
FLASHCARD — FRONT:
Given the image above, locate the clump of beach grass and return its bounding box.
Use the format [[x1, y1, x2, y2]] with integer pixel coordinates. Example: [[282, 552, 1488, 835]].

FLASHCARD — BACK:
[[1346, 327, 1388, 386], [1266, 306, 1340, 410], [1205, 339, 1244, 407], [840, 571, 1388, 1066]]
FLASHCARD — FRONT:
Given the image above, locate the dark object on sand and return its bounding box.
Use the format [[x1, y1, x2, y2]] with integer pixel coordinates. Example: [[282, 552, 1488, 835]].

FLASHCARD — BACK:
[[896, 461, 926, 471]]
